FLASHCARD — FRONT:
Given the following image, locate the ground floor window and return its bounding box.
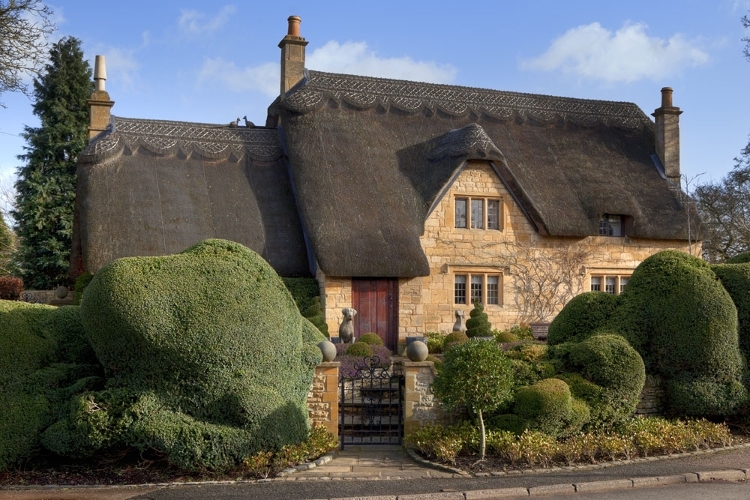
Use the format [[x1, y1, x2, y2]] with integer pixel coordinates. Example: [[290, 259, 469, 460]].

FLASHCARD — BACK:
[[590, 274, 630, 295], [454, 272, 502, 305]]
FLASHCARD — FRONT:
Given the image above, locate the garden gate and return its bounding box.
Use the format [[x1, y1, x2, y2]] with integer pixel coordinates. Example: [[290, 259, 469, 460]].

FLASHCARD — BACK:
[[339, 356, 404, 448]]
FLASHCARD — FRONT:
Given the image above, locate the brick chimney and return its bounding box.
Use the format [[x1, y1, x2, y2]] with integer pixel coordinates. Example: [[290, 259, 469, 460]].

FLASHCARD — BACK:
[[87, 55, 114, 140], [652, 87, 682, 182], [278, 15, 308, 99]]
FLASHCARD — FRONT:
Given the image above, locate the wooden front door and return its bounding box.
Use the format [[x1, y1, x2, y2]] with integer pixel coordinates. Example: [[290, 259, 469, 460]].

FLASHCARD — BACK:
[[351, 278, 399, 352]]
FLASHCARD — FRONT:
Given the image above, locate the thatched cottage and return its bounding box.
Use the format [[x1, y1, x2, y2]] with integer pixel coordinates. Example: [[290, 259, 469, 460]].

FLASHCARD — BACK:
[[72, 17, 699, 351]]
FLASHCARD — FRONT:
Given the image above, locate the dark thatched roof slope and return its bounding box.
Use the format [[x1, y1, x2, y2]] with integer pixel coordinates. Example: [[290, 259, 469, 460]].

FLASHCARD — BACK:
[[277, 70, 696, 278], [73, 116, 310, 276]]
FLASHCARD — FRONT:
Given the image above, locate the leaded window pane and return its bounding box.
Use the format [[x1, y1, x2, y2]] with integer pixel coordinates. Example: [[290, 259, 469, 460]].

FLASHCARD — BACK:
[[470, 275, 482, 303], [487, 276, 499, 305], [455, 275, 467, 304], [455, 198, 467, 228], [487, 200, 500, 230], [471, 199, 483, 229], [590, 277, 601, 291]]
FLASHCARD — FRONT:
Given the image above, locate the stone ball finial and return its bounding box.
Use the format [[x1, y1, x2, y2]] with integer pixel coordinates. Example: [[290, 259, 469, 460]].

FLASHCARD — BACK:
[[406, 340, 429, 362], [318, 340, 336, 362]]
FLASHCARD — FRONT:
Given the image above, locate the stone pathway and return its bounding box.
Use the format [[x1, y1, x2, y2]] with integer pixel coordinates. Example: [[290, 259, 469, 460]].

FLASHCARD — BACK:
[[283, 445, 457, 480]]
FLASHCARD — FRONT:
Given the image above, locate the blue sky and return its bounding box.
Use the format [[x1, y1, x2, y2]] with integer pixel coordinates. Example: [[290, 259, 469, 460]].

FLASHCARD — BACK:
[[1, 0, 749, 198]]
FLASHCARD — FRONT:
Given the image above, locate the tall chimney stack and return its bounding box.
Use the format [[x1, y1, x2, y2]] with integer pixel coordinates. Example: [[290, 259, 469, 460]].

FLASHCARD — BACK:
[[87, 55, 114, 140], [652, 87, 682, 182], [278, 15, 308, 99]]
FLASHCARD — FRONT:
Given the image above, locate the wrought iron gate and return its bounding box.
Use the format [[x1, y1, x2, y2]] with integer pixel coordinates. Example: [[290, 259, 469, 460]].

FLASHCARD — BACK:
[[339, 356, 404, 448]]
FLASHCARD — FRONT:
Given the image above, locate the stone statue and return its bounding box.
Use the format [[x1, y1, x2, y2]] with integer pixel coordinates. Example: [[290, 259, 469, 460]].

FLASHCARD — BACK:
[[453, 309, 466, 333], [339, 307, 357, 343]]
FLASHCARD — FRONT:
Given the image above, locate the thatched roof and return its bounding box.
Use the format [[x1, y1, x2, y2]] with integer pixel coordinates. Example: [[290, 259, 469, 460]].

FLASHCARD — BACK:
[[73, 117, 310, 276], [277, 70, 696, 278]]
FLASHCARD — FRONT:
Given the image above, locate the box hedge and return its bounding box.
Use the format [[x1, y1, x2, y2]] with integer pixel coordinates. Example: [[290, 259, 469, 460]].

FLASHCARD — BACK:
[[63, 239, 325, 470], [512, 378, 588, 437], [547, 292, 620, 345], [711, 262, 750, 362], [606, 250, 746, 416]]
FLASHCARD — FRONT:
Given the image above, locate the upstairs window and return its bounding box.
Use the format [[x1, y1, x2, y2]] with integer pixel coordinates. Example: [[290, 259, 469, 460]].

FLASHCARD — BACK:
[[599, 214, 623, 236], [454, 196, 502, 230]]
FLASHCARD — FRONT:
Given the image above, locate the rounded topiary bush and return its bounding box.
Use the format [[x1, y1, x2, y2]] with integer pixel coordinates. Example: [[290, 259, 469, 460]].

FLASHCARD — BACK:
[[71, 239, 325, 471], [466, 301, 492, 338], [493, 329, 518, 343], [513, 378, 585, 436], [561, 333, 645, 425], [547, 292, 620, 345], [346, 341, 373, 357], [607, 250, 745, 416], [443, 330, 469, 350], [358, 332, 384, 346]]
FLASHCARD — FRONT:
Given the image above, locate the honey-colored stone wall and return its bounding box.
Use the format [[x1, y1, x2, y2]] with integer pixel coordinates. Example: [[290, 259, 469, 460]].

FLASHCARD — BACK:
[[306, 362, 339, 436], [419, 160, 696, 334]]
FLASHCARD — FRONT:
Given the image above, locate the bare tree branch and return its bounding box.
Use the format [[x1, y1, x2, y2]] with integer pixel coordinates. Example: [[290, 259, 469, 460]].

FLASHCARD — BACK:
[[0, 0, 56, 106]]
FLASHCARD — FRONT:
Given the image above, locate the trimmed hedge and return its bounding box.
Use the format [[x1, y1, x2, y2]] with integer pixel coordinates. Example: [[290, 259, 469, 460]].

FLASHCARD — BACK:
[[345, 341, 373, 357], [68, 239, 325, 470], [607, 250, 746, 416], [281, 277, 320, 312], [547, 292, 620, 345], [559, 333, 645, 426], [513, 378, 588, 437], [301, 296, 328, 337], [0, 301, 58, 470], [358, 332, 384, 346], [711, 263, 750, 362], [726, 251, 750, 264]]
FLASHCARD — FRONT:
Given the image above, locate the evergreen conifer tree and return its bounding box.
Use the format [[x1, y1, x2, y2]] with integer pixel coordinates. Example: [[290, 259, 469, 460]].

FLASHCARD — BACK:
[[12, 37, 92, 289]]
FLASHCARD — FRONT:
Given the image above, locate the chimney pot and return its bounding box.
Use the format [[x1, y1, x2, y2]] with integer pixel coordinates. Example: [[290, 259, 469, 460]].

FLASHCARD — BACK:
[[287, 15, 301, 37], [661, 87, 673, 108], [94, 55, 107, 92]]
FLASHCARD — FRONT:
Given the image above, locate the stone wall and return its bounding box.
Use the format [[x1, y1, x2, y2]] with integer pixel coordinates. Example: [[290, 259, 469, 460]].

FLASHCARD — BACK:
[[635, 374, 665, 416], [306, 362, 339, 436], [399, 360, 445, 435]]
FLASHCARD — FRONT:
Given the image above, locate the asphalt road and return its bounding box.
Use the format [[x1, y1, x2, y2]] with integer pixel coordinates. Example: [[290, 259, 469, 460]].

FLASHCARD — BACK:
[[3, 446, 750, 500]]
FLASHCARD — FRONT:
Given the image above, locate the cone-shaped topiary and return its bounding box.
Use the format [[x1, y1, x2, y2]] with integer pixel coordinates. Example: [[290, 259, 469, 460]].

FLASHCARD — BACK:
[[466, 301, 492, 338]]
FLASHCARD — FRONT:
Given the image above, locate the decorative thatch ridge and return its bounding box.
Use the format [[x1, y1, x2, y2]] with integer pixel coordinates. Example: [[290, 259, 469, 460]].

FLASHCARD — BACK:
[[428, 124, 505, 162], [283, 71, 652, 130], [79, 117, 284, 164]]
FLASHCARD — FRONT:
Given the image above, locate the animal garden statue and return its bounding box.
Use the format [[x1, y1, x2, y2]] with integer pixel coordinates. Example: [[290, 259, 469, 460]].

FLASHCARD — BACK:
[[339, 307, 357, 343], [453, 309, 466, 332]]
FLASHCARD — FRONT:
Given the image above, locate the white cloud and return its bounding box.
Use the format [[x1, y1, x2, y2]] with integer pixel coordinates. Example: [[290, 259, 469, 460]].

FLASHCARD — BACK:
[[522, 22, 709, 84], [178, 5, 236, 36], [307, 41, 457, 83], [198, 58, 279, 97], [100, 47, 139, 90], [197, 39, 457, 97]]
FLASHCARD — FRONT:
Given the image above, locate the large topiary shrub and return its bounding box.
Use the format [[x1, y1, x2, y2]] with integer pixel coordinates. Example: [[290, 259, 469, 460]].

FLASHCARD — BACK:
[[547, 292, 620, 345], [607, 250, 746, 416], [712, 262, 750, 363], [345, 341, 373, 357], [466, 301, 492, 338], [50, 239, 326, 471], [358, 332, 384, 346]]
